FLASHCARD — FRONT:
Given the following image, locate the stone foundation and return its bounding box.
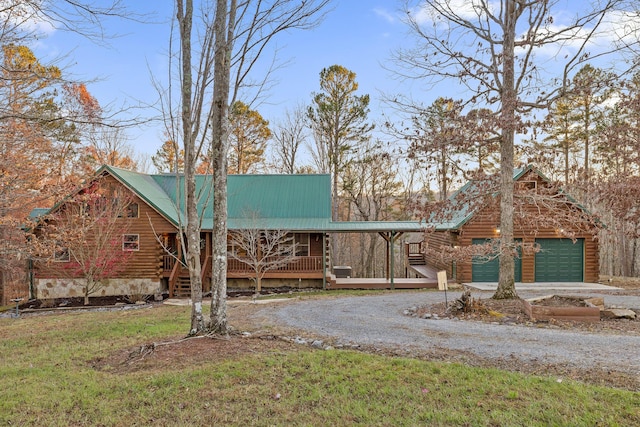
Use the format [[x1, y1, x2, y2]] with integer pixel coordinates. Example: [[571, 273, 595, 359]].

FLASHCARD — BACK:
[[35, 278, 161, 300]]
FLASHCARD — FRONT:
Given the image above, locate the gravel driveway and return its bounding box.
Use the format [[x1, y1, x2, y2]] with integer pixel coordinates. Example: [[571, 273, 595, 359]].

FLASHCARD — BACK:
[[257, 290, 640, 375]]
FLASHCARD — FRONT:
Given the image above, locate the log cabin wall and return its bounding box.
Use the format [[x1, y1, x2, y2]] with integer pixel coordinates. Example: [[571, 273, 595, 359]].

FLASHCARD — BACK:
[[454, 215, 599, 283], [34, 175, 179, 299], [425, 231, 458, 279], [450, 171, 599, 283]]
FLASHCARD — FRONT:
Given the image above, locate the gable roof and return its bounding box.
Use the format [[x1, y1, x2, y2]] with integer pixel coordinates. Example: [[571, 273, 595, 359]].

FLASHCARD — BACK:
[[29, 165, 427, 233], [100, 165, 333, 231], [432, 165, 593, 231]]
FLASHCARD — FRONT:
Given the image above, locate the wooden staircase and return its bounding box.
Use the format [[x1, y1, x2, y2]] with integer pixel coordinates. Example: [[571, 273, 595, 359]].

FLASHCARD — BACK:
[[408, 253, 426, 266], [168, 255, 212, 298], [173, 276, 192, 298]]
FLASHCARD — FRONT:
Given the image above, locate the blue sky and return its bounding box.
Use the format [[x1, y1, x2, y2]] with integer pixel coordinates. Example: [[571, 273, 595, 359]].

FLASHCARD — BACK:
[[31, 0, 638, 170], [33, 1, 421, 162]]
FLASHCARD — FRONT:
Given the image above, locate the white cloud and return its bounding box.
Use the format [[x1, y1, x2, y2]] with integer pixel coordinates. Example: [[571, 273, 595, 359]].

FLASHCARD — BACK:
[[518, 8, 640, 66], [373, 7, 396, 24], [409, 0, 497, 26], [0, 3, 57, 40], [23, 17, 56, 37], [597, 9, 640, 47]]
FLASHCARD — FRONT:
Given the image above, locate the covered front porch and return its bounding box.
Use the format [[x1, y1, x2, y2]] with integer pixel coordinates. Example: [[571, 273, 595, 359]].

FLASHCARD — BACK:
[[160, 222, 438, 296], [161, 231, 327, 297]]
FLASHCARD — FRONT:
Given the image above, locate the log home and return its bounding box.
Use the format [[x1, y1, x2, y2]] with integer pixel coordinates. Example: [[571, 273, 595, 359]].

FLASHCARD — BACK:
[[31, 164, 601, 301], [422, 165, 600, 284], [32, 165, 333, 299]]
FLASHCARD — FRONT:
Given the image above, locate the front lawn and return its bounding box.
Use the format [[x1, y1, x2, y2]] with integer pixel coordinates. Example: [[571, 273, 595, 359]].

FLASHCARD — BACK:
[[0, 304, 638, 426]]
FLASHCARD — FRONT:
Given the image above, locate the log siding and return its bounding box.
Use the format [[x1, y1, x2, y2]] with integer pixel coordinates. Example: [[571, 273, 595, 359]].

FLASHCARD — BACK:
[[426, 171, 599, 283]]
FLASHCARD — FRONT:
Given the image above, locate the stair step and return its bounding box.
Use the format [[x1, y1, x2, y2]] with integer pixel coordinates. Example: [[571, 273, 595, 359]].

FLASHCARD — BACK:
[[408, 255, 426, 265], [173, 276, 191, 297]]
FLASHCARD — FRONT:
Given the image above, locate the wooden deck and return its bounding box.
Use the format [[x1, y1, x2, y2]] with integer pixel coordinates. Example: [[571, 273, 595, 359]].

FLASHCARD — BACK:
[[326, 262, 451, 290], [328, 277, 438, 290]]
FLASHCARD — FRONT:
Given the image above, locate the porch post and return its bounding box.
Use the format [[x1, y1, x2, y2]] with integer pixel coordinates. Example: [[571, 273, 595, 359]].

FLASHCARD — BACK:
[[322, 232, 327, 290], [390, 231, 395, 290]]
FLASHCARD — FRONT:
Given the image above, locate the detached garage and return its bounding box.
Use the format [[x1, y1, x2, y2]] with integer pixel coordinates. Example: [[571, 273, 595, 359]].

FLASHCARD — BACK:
[[425, 166, 600, 284], [471, 238, 522, 282], [534, 238, 584, 282]]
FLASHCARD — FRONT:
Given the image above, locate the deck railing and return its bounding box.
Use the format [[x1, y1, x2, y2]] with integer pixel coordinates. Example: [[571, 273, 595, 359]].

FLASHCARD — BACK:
[[406, 242, 423, 257], [163, 255, 177, 271], [163, 254, 323, 274], [227, 256, 323, 273]]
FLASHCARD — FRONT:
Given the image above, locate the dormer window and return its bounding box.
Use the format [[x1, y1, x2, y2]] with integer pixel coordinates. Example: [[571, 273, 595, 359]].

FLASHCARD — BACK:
[[516, 181, 537, 191]]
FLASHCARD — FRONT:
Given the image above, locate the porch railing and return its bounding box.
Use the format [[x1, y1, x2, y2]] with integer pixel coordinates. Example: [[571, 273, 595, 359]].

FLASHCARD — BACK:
[[227, 256, 323, 273], [163, 255, 177, 272], [163, 254, 323, 274], [406, 242, 423, 257]]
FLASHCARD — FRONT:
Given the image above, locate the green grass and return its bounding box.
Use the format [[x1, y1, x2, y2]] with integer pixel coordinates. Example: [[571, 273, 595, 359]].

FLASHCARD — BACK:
[[1, 305, 639, 426]]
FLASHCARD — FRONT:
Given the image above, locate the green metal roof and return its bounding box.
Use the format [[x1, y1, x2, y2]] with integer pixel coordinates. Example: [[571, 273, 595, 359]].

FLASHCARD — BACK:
[[31, 164, 594, 235], [103, 166, 332, 231], [228, 174, 331, 219], [433, 165, 593, 231], [324, 221, 426, 233], [101, 166, 428, 233]]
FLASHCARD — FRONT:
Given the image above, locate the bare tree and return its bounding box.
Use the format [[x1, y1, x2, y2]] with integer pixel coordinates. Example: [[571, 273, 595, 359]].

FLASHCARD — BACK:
[[341, 139, 403, 276], [0, 1, 130, 43], [173, 0, 211, 334], [270, 103, 308, 174], [210, 0, 332, 333], [208, 0, 235, 334], [167, 0, 331, 334], [40, 185, 135, 305], [395, 0, 640, 299], [404, 97, 466, 200], [227, 212, 298, 295], [84, 127, 140, 172]]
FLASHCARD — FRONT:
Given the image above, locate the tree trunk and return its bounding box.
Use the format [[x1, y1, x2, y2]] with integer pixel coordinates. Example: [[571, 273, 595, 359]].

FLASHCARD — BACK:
[[177, 0, 206, 335], [493, 0, 518, 300], [84, 281, 90, 305], [209, 0, 235, 334]]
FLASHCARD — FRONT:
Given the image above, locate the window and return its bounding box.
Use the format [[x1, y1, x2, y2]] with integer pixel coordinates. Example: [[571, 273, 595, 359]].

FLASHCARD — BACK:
[[126, 203, 139, 218], [123, 234, 140, 251], [115, 201, 139, 218], [294, 233, 309, 256], [516, 181, 537, 191], [54, 245, 70, 262]]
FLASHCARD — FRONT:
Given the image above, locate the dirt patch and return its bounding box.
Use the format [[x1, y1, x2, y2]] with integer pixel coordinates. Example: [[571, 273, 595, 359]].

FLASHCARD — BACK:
[[92, 332, 302, 374], [530, 295, 593, 307]]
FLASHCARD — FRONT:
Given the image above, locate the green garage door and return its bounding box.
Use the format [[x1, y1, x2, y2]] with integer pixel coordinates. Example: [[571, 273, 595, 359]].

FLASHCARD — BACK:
[[472, 239, 522, 282], [535, 238, 584, 282]]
